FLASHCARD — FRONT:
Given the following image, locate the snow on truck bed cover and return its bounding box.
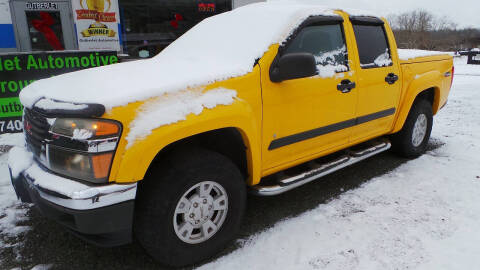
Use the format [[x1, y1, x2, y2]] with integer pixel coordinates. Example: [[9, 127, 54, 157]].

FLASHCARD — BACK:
[[398, 49, 452, 61], [20, 2, 341, 110]]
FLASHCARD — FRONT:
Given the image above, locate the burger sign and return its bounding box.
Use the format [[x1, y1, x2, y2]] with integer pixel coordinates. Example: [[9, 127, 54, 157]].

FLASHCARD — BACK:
[[72, 0, 121, 51]]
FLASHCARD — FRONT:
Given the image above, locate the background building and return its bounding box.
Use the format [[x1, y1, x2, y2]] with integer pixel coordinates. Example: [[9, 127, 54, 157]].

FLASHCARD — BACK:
[[0, 0, 263, 57]]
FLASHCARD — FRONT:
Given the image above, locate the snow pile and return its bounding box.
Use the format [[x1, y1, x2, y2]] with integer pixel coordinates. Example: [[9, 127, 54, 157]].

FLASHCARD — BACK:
[[126, 88, 237, 148], [373, 50, 392, 67], [359, 50, 392, 68], [199, 74, 480, 269], [20, 162, 135, 200], [20, 2, 337, 110], [315, 46, 349, 78], [72, 129, 93, 140], [33, 98, 88, 111], [0, 153, 30, 247], [6, 146, 135, 200], [0, 133, 25, 148], [317, 65, 348, 78], [454, 56, 480, 76], [30, 264, 53, 270], [269, 0, 378, 17], [8, 147, 33, 178], [398, 49, 452, 61]]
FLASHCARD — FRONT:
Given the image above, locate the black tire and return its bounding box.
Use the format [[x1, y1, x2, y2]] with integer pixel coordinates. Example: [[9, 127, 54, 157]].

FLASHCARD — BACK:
[[134, 147, 246, 267], [391, 99, 433, 158]]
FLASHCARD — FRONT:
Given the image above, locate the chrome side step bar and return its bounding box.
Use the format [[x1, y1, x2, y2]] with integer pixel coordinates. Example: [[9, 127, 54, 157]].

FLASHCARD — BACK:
[[250, 139, 391, 196]]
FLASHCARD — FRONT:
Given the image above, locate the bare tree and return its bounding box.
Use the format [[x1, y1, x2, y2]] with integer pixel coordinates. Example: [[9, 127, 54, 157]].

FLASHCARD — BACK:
[[388, 10, 478, 50]]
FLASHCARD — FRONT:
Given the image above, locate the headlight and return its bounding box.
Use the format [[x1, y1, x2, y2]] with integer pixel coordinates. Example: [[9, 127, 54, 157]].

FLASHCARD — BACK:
[[48, 145, 114, 183], [48, 118, 121, 184], [51, 118, 120, 139]]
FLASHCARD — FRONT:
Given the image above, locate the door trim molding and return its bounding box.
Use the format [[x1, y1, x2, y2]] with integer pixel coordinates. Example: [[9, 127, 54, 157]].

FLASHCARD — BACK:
[[268, 108, 396, 150]]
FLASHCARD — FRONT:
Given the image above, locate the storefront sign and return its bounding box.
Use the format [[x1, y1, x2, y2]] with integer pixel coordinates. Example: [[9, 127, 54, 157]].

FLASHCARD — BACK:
[[26, 2, 59, 10], [0, 51, 118, 134], [198, 2, 216, 12], [72, 0, 121, 51]]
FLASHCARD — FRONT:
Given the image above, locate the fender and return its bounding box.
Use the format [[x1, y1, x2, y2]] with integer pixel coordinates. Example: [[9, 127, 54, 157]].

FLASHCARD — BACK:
[[391, 70, 442, 133], [110, 96, 262, 186]]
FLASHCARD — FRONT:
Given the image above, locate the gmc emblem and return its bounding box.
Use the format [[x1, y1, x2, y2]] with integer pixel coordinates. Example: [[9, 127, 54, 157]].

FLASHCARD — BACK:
[[24, 120, 33, 135]]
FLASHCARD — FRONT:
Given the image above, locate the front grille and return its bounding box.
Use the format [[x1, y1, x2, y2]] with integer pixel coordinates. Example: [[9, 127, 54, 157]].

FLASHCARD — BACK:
[[24, 108, 51, 158]]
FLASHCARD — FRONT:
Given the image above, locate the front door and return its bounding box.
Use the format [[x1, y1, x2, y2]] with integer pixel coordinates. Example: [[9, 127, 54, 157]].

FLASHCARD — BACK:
[[10, 0, 77, 52], [261, 16, 358, 171]]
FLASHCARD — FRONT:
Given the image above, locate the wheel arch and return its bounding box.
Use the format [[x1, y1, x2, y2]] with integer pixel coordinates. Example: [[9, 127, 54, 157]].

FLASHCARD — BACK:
[[113, 119, 261, 186], [146, 127, 250, 181], [392, 71, 442, 134]]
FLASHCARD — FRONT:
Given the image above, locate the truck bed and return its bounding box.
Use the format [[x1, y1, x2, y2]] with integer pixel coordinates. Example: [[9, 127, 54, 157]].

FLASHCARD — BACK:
[[398, 49, 453, 64]]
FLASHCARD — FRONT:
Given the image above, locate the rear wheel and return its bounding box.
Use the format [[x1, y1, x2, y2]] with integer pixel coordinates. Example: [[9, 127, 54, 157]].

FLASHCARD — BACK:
[[134, 147, 246, 267], [391, 99, 433, 158]]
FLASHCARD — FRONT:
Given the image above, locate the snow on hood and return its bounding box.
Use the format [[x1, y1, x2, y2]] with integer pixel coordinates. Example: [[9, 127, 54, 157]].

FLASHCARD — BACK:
[[20, 2, 338, 111]]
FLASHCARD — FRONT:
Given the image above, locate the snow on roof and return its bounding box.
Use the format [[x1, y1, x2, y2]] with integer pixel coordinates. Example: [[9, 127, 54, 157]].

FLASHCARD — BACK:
[[398, 49, 452, 61], [20, 2, 340, 110]]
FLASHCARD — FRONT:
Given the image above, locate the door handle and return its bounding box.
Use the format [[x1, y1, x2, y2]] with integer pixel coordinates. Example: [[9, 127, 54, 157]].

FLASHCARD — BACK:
[[337, 79, 356, 93], [385, 73, 399, 85]]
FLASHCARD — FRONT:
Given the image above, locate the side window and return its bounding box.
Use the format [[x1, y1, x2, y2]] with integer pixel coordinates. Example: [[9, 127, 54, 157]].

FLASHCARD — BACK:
[[352, 24, 392, 68], [283, 24, 349, 74]]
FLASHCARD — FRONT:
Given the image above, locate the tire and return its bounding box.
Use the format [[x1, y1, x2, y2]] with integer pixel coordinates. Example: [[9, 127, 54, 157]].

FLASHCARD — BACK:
[[134, 147, 246, 267], [391, 99, 433, 158]]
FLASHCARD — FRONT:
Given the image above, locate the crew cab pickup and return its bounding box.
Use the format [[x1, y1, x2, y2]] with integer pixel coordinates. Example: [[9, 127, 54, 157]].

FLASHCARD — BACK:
[[9, 3, 453, 267]]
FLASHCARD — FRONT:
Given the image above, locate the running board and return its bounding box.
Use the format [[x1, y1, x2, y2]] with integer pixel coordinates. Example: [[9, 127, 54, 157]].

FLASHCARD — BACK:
[[250, 139, 391, 196]]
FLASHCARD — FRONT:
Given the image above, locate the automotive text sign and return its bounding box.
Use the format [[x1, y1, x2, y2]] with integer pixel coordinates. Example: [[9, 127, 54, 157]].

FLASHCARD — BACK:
[[0, 50, 117, 134]]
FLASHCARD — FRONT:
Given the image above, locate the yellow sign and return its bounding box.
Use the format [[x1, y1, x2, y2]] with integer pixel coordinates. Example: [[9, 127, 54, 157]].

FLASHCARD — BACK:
[[80, 0, 111, 12], [72, 0, 120, 50], [81, 24, 116, 37]]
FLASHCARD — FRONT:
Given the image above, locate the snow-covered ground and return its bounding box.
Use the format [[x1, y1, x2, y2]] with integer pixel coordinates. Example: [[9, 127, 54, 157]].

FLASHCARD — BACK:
[[0, 57, 479, 269], [0, 133, 28, 249], [199, 57, 480, 269]]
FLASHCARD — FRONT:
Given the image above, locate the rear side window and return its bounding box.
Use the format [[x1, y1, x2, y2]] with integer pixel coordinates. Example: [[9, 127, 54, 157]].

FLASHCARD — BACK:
[[283, 24, 349, 74], [352, 24, 392, 68]]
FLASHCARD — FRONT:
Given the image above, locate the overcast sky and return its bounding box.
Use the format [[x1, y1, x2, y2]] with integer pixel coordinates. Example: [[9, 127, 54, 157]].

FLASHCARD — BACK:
[[276, 0, 479, 28], [318, 0, 479, 28]]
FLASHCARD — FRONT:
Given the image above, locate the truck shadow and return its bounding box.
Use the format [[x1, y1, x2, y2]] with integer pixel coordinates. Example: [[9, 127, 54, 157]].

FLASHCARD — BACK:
[[5, 139, 444, 270]]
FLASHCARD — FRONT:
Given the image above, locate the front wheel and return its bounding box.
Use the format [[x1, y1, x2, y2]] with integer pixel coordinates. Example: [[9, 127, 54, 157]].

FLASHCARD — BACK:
[[134, 148, 246, 267], [391, 99, 433, 158]]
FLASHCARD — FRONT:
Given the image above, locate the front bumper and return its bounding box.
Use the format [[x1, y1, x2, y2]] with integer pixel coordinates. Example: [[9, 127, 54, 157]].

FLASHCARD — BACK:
[[9, 162, 137, 247]]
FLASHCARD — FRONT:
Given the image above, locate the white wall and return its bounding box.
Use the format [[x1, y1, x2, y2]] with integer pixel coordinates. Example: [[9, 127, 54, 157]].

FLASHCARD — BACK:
[[233, 0, 265, 9], [0, 0, 12, 24]]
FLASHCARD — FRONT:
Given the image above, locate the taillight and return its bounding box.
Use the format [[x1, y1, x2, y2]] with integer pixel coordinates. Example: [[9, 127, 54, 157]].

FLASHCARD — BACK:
[[450, 66, 455, 89]]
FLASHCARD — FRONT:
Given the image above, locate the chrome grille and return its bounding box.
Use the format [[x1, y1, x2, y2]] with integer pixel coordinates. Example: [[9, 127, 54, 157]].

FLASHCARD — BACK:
[[23, 108, 50, 159]]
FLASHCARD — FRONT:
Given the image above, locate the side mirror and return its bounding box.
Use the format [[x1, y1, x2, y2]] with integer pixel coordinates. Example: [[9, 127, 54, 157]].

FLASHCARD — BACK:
[[270, 53, 317, 83]]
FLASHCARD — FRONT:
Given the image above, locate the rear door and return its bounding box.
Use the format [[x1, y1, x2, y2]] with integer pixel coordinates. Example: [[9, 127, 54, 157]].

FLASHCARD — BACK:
[[261, 15, 359, 170], [348, 17, 402, 142]]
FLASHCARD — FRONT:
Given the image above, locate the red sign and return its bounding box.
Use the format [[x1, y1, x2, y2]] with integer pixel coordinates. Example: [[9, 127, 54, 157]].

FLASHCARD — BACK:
[[76, 10, 116, 22], [198, 3, 215, 12]]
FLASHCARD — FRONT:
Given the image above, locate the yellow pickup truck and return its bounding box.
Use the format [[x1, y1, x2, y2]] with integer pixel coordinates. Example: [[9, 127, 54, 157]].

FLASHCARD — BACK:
[[9, 2, 453, 267]]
